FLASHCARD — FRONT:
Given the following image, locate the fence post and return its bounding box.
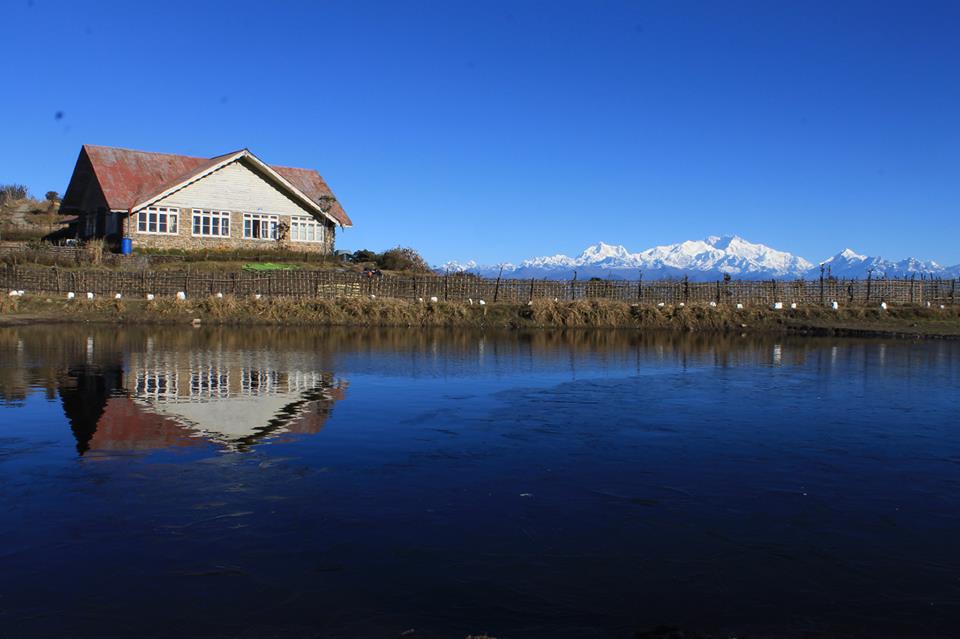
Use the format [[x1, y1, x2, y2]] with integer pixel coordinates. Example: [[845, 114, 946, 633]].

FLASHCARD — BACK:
[[637, 271, 643, 302], [529, 278, 535, 302], [683, 276, 689, 304], [819, 265, 825, 305], [494, 265, 503, 303]]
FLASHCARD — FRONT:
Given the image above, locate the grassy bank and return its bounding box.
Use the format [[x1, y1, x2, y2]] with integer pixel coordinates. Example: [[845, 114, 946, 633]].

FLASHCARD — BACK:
[[2, 294, 959, 338]]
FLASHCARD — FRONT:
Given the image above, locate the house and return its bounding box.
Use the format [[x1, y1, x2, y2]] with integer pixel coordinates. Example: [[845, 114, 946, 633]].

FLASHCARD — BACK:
[[59, 144, 352, 253], [59, 352, 346, 453]]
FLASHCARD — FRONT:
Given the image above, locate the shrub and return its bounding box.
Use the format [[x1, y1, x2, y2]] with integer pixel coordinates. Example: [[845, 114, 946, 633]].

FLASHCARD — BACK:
[[378, 246, 430, 273], [0, 184, 29, 205]]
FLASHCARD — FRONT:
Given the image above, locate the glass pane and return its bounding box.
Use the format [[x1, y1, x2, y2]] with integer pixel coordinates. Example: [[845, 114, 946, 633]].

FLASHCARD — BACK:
[[169, 214, 177, 233]]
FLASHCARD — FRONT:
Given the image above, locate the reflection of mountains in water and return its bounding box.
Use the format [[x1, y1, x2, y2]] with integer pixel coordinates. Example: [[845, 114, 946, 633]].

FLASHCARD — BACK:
[[59, 350, 346, 455]]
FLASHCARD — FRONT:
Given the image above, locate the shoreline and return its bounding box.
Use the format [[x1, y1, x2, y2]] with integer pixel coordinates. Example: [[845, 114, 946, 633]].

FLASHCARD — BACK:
[[2, 295, 959, 339]]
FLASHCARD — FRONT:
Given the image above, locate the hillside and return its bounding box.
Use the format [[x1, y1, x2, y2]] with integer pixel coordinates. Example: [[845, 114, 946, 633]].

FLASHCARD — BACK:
[[0, 196, 64, 242]]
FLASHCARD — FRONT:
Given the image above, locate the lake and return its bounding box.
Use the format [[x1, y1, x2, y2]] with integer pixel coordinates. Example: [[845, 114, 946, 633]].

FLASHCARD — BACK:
[[0, 326, 958, 638]]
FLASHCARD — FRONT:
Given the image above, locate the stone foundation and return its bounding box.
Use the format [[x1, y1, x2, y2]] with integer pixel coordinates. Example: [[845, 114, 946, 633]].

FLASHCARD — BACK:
[[121, 210, 336, 254]]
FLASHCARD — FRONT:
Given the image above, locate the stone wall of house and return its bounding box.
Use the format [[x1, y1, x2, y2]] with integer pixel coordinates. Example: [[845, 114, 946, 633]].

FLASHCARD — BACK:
[[121, 209, 336, 254]]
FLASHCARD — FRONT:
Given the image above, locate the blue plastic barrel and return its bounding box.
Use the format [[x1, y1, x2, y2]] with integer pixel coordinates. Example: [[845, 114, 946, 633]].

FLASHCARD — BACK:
[[121, 238, 133, 255]]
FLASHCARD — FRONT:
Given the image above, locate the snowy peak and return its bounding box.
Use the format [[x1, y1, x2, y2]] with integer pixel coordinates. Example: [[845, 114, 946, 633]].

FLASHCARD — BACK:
[[840, 248, 866, 261], [634, 235, 813, 276], [577, 242, 632, 264], [440, 236, 958, 281], [823, 248, 867, 264], [819, 249, 952, 278], [445, 235, 816, 281]]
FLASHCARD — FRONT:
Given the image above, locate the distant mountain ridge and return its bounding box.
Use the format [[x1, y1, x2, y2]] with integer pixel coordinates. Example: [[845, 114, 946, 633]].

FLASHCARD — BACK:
[[440, 236, 960, 281]]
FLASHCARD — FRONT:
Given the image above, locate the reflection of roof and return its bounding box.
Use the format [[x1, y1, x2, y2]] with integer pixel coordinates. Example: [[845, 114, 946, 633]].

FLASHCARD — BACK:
[[88, 397, 201, 453], [64, 144, 351, 226]]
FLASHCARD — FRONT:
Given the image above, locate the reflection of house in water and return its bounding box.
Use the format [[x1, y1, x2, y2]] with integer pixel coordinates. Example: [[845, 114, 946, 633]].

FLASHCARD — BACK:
[[60, 349, 346, 454]]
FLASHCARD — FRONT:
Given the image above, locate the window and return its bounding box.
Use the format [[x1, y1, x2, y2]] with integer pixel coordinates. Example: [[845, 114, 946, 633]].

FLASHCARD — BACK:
[[190, 366, 230, 399], [135, 370, 179, 401], [290, 216, 325, 243], [192, 209, 231, 237], [243, 213, 279, 240], [137, 207, 179, 235]]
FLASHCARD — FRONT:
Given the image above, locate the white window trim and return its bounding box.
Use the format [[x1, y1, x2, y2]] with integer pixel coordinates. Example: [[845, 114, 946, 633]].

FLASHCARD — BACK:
[[191, 209, 231, 238], [290, 215, 326, 243], [243, 212, 280, 240], [137, 207, 180, 235]]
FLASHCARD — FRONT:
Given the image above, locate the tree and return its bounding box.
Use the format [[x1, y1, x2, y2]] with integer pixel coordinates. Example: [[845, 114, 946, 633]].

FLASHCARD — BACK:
[[351, 249, 380, 264], [45, 191, 60, 202]]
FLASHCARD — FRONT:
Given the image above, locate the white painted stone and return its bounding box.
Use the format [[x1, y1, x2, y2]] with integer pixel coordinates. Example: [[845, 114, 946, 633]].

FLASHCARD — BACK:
[[176, 291, 186, 300]]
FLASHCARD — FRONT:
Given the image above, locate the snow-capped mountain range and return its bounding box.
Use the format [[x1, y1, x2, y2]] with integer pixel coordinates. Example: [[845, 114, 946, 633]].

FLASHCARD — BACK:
[[440, 236, 960, 281]]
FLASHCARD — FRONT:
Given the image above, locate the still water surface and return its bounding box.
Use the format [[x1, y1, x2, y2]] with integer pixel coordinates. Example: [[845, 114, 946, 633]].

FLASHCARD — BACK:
[[0, 326, 958, 638]]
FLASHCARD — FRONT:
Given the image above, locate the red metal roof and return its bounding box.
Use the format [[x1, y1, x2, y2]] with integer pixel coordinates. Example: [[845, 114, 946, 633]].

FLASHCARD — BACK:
[[81, 144, 351, 226]]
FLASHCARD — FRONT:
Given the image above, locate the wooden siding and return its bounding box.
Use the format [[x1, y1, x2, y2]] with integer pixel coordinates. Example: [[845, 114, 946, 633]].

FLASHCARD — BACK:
[[154, 159, 318, 218], [120, 158, 337, 253]]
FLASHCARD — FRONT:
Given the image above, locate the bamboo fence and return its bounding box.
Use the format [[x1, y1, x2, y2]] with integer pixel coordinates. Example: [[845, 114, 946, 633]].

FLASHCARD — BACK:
[[1, 264, 957, 307]]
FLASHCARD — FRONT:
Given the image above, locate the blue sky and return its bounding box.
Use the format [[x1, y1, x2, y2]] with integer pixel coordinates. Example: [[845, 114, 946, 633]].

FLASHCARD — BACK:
[[2, 0, 959, 265]]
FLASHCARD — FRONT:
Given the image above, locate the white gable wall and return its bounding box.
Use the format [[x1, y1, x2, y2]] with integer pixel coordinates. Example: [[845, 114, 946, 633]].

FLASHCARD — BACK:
[[154, 159, 317, 218]]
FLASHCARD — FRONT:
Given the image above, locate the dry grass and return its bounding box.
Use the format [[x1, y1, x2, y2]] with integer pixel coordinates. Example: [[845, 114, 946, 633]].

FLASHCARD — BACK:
[[1, 294, 958, 337], [0, 294, 19, 314]]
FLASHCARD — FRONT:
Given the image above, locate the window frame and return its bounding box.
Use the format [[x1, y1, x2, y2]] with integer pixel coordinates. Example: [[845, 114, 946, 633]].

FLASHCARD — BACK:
[[191, 209, 231, 238], [137, 207, 180, 235], [242, 212, 280, 240], [289, 215, 326, 243]]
